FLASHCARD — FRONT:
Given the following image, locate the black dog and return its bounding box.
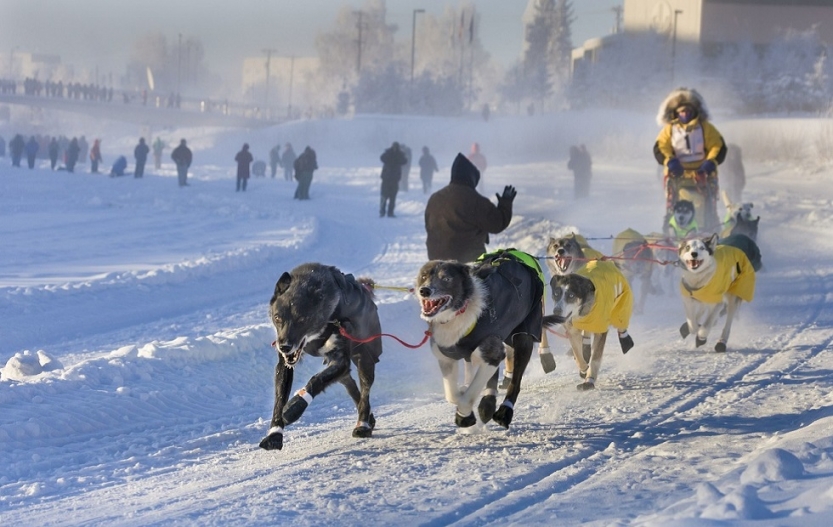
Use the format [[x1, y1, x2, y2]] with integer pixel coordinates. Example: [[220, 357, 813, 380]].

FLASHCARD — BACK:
[[259, 263, 382, 451]]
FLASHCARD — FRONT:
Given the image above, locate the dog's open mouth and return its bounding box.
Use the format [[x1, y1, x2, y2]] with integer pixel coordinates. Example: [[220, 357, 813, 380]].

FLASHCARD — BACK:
[[420, 296, 451, 317], [555, 255, 571, 273], [686, 258, 703, 271], [277, 337, 306, 368]]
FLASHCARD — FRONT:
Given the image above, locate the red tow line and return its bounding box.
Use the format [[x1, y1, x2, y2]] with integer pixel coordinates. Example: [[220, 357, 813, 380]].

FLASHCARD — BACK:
[[338, 325, 431, 349]]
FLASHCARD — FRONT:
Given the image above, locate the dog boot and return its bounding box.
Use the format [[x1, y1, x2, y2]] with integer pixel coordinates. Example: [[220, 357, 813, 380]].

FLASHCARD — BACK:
[[478, 394, 496, 424], [715, 341, 727, 353], [492, 402, 514, 429], [455, 411, 476, 428], [353, 416, 375, 438], [538, 347, 556, 374], [577, 378, 596, 391], [695, 336, 707, 348], [282, 388, 312, 425], [499, 371, 513, 390], [679, 322, 690, 339], [618, 330, 634, 354]]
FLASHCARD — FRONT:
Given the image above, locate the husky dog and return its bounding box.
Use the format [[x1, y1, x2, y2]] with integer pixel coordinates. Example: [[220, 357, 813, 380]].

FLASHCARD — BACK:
[[259, 263, 383, 451], [721, 193, 759, 241], [678, 233, 761, 352], [416, 251, 544, 429], [543, 260, 635, 390], [612, 228, 656, 314], [666, 199, 698, 240]]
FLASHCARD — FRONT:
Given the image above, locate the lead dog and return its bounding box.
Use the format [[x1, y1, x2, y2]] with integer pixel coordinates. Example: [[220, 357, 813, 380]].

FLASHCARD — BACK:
[[678, 233, 761, 352], [543, 259, 635, 390], [416, 250, 544, 429], [259, 263, 383, 451]]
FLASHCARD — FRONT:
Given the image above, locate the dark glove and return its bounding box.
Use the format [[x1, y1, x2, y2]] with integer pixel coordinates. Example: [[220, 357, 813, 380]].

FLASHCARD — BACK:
[[698, 159, 716, 174], [496, 185, 517, 205], [666, 158, 684, 178]]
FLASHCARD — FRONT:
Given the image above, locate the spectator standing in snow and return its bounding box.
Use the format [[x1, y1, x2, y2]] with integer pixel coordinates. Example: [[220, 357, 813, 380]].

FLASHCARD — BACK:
[[110, 155, 128, 177], [0, 135, 5, 157], [424, 153, 515, 263], [235, 143, 253, 192], [293, 146, 317, 200], [269, 143, 281, 178], [152, 137, 165, 169], [418, 146, 439, 194], [281, 143, 296, 182], [25, 136, 39, 169], [78, 136, 89, 164], [48, 137, 60, 170], [9, 134, 24, 167], [567, 145, 592, 198], [171, 139, 192, 187], [65, 137, 80, 172], [134, 138, 150, 178], [90, 139, 102, 173], [379, 142, 408, 217], [399, 143, 412, 192]]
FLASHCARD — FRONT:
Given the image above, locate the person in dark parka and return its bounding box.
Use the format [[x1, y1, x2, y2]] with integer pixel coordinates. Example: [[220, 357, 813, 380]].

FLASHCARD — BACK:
[[48, 137, 60, 170], [235, 143, 253, 191], [424, 153, 516, 262], [65, 137, 80, 172], [25, 136, 39, 169], [9, 134, 25, 167], [293, 146, 317, 199], [418, 146, 439, 194], [379, 142, 407, 217], [171, 139, 192, 187], [134, 138, 150, 178]]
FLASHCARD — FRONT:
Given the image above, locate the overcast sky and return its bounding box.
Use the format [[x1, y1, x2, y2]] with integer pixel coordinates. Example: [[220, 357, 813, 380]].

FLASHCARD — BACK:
[[0, 0, 622, 80]]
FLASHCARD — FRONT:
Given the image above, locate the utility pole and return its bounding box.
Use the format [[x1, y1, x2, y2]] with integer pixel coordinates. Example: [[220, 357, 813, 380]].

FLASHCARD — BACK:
[[671, 9, 683, 83], [353, 11, 364, 75], [611, 5, 623, 34], [262, 48, 276, 113], [177, 33, 182, 96], [287, 55, 295, 119], [410, 9, 425, 85]]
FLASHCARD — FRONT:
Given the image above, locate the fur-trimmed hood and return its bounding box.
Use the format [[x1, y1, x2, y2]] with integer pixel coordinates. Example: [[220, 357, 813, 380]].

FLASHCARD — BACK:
[[656, 88, 710, 126]]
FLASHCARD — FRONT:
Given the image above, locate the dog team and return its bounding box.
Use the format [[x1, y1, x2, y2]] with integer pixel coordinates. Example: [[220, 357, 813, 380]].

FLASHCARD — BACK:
[[259, 220, 761, 452]]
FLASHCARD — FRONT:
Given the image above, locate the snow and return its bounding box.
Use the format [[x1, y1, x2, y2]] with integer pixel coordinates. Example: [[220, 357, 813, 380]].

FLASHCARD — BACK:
[[1, 111, 833, 526]]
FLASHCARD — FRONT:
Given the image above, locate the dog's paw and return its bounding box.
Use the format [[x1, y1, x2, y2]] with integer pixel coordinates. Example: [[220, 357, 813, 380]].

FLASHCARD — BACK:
[[259, 432, 283, 451], [539, 351, 557, 374], [715, 341, 727, 353], [282, 395, 308, 425], [455, 411, 477, 428], [352, 425, 373, 438], [579, 369, 588, 379], [498, 374, 512, 390], [680, 322, 690, 339], [619, 332, 634, 354], [492, 404, 513, 429], [576, 381, 596, 391], [478, 395, 496, 424], [695, 336, 707, 348]]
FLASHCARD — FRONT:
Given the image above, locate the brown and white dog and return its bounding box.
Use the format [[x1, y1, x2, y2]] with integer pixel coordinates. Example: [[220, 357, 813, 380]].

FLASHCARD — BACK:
[[677, 233, 761, 352]]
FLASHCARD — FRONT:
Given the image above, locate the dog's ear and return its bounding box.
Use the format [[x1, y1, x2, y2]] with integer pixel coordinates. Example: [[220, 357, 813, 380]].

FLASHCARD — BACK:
[[275, 271, 293, 296], [704, 233, 719, 253]]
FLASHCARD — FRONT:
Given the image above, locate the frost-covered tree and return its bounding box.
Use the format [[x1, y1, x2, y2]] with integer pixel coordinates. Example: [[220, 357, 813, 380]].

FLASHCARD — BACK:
[[125, 32, 210, 94], [548, 0, 575, 97], [522, 0, 554, 106]]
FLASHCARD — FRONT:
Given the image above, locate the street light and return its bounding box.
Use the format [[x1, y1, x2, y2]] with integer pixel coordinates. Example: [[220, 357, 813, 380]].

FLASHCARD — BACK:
[[671, 9, 683, 83], [410, 9, 425, 84]]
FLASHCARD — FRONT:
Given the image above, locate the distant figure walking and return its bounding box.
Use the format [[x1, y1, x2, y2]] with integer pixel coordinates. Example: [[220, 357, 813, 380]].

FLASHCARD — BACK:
[[567, 144, 592, 198], [235, 143, 253, 191], [48, 137, 60, 170], [9, 134, 24, 167], [90, 139, 102, 173], [152, 137, 165, 169], [134, 138, 150, 178], [269, 143, 281, 178], [65, 137, 80, 172], [399, 143, 412, 192], [26, 136, 39, 169], [281, 143, 296, 182], [293, 146, 317, 200], [379, 142, 408, 217], [171, 139, 192, 187], [418, 146, 439, 194]]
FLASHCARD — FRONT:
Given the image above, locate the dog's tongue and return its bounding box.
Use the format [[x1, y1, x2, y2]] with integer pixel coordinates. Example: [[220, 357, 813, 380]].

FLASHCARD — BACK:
[[688, 259, 702, 270], [557, 256, 570, 272]]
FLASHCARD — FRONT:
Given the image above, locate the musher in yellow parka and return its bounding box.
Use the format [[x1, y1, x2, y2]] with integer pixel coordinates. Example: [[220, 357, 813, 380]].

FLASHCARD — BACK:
[[654, 88, 726, 232]]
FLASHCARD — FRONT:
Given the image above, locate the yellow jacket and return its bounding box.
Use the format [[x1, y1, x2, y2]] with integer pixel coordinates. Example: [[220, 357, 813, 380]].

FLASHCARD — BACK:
[[656, 117, 724, 173], [573, 260, 633, 333], [680, 245, 756, 303], [612, 228, 646, 256]]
